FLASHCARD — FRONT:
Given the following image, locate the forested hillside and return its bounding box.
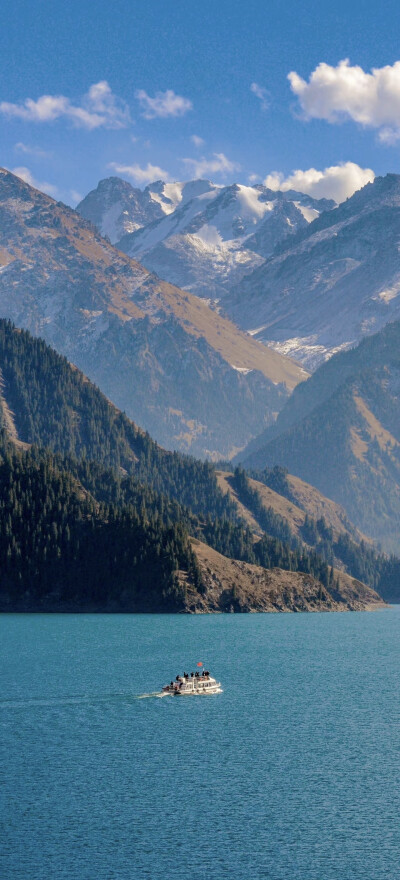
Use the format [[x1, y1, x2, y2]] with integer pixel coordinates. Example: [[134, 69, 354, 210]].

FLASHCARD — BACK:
[[0, 321, 395, 608], [215, 467, 400, 601], [0, 438, 202, 611], [0, 320, 236, 520]]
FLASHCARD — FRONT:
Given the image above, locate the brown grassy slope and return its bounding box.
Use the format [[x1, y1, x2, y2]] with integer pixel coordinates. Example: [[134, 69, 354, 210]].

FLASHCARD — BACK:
[[145, 281, 308, 389], [188, 540, 385, 613], [216, 470, 366, 543], [0, 168, 307, 390]]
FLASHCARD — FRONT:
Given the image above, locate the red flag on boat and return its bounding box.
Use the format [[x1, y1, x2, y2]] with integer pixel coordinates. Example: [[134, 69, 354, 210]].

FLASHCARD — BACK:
[[197, 662, 203, 667]]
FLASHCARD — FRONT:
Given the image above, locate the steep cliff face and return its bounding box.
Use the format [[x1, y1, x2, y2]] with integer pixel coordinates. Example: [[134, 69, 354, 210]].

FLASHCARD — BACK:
[[0, 169, 306, 458], [225, 174, 400, 369]]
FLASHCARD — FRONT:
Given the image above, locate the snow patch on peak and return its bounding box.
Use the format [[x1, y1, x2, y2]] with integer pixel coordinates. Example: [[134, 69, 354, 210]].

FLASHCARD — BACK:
[[377, 281, 400, 303], [236, 185, 275, 219], [293, 201, 319, 223], [100, 200, 139, 241], [148, 181, 184, 214], [195, 224, 223, 247], [147, 179, 221, 215]]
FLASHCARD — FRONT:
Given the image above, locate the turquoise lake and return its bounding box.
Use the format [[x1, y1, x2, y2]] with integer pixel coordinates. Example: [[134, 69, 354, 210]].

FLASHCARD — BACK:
[[1, 608, 400, 879]]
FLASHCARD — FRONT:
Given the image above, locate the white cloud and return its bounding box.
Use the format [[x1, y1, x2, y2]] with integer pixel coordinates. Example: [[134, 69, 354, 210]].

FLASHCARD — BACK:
[[191, 134, 205, 148], [288, 59, 400, 142], [1, 81, 130, 129], [264, 161, 375, 203], [70, 190, 84, 206], [250, 82, 270, 111], [108, 161, 171, 184], [12, 166, 59, 198], [15, 141, 52, 158], [135, 89, 192, 120], [182, 152, 240, 179]]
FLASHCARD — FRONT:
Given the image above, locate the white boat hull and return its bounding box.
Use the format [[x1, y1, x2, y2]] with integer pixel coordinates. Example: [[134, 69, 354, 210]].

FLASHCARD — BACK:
[[162, 674, 222, 696]]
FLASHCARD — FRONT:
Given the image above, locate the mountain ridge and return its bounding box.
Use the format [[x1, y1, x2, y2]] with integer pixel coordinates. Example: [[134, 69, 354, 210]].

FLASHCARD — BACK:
[[0, 167, 306, 458], [225, 173, 400, 368], [77, 175, 335, 301]]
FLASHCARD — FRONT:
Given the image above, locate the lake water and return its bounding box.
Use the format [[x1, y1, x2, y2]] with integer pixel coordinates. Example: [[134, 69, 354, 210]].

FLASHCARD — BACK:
[[1, 608, 400, 880]]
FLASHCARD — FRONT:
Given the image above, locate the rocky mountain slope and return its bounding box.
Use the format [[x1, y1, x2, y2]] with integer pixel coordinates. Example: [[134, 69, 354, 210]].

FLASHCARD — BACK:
[[226, 174, 400, 369], [77, 177, 217, 243], [0, 319, 386, 612], [78, 177, 334, 300], [240, 319, 400, 552], [0, 168, 306, 458]]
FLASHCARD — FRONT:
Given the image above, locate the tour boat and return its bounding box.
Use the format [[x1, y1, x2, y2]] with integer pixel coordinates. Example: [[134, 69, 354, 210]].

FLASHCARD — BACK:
[[162, 670, 222, 696]]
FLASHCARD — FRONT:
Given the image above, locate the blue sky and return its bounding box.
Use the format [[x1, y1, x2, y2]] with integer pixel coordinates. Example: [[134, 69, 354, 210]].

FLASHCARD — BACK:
[[2, 0, 400, 204]]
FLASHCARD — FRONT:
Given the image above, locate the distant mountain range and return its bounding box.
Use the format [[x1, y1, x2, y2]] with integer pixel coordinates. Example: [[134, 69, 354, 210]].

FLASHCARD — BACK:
[[0, 168, 306, 458], [226, 174, 400, 368], [79, 172, 400, 372], [239, 318, 400, 553], [77, 176, 212, 243], [3, 166, 400, 576], [78, 177, 335, 300]]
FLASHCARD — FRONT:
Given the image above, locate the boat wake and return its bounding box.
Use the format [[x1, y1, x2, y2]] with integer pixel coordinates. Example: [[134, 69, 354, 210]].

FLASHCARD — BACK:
[[0, 691, 165, 709]]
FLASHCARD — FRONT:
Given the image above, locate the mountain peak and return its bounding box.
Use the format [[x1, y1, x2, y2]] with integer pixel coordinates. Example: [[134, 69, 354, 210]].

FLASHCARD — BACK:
[[0, 166, 307, 458]]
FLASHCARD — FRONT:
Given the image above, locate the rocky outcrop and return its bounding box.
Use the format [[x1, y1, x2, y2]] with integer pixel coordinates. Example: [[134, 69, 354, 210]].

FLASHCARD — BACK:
[[187, 540, 385, 613]]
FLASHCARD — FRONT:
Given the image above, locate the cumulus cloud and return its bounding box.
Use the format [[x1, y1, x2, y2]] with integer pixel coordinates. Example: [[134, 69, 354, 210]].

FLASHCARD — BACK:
[[191, 134, 205, 148], [12, 166, 59, 197], [264, 161, 375, 203], [1, 81, 130, 129], [288, 59, 400, 141], [182, 152, 240, 179], [135, 89, 192, 119], [250, 82, 270, 111], [108, 161, 171, 184]]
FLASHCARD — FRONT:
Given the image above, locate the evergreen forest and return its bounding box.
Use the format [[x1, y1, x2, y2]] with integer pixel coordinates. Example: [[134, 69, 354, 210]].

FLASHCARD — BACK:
[[0, 319, 399, 609]]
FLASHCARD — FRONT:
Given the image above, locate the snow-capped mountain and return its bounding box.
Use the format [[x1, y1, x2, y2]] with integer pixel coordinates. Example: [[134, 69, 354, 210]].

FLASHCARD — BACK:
[[0, 168, 307, 459], [224, 174, 400, 369], [77, 177, 335, 300], [77, 177, 221, 244], [118, 182, 335, 299]]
